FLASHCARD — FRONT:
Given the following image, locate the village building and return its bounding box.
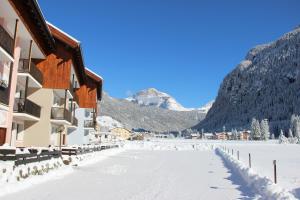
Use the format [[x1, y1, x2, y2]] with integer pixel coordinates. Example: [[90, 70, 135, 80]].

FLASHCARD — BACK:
[[110, 127, 131, 140]]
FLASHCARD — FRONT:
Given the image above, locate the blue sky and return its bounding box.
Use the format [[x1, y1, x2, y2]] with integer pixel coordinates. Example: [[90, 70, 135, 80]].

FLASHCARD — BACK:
[[39, 0, 300, 108]]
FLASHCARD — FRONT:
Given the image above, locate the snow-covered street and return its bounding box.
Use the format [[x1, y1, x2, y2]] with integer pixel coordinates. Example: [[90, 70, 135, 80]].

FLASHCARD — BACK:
[[1, 148, 255, 200]]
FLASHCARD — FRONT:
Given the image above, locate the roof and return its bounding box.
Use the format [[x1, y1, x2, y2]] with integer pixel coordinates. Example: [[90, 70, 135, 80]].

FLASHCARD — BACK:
[[8, 0, 55, 54], [47, 22, 85, 85]]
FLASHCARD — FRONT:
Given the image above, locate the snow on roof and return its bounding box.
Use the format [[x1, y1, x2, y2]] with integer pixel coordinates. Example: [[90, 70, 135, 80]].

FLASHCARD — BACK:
[[46, 21, 80, 43], [86, 67, 103, 81]]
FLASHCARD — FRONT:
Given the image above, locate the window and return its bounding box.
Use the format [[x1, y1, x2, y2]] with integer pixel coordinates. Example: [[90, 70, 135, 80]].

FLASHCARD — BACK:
[[85, 110, 91, 118]]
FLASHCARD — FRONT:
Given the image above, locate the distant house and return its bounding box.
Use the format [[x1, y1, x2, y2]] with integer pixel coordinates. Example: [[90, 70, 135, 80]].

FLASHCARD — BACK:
[[214, 132, 228, 140], [203, 133, 214, 140], [110, 127, 131, 140], [191, 133, 200, 139], [238, 131, 250, 140]]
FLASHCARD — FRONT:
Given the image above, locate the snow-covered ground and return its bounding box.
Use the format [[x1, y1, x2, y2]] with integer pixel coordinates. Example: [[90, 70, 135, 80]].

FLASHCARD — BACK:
[[1, 139, 300, 200], [1, 143, 255, 200]]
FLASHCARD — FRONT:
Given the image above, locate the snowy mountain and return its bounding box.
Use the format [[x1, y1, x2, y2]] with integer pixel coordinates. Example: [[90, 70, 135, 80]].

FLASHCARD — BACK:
[[126, 88, 213, 113], [126, 88, 190, 111], [195, 26, 300, 134], [99, 92, 206, 133]]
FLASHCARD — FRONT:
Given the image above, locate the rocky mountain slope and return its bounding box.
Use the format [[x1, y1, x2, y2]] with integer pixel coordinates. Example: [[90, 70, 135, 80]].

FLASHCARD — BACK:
[[194, 26, 300, 134], [100, 92, 206, 133]]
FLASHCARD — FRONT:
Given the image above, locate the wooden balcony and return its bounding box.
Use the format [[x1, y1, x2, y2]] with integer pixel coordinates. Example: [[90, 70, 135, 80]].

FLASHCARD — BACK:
[[14, 98, 41, 118], [0, 25, 13, 56], [18, 59, 43, 85]]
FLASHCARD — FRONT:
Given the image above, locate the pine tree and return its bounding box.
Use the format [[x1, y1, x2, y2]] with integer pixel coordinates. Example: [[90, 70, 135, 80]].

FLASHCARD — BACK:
[[279, 130, 288, 144], [288, 129, 294, 144], [260, 119, 270, 140], [290, 115, 300, 144], [271, 133, 275, 139], [251, 118, 261, 140]]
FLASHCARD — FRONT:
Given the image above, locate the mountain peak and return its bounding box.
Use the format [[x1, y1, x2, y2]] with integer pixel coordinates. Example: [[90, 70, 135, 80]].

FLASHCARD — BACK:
[[126, 88, 213, 113]]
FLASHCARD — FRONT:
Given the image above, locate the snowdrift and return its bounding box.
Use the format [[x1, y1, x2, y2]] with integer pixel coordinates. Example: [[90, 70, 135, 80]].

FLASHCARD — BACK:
[[216, 147, 297, 200]]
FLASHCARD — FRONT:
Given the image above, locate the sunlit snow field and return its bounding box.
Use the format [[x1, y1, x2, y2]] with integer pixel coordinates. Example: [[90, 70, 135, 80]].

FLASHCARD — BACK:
[[1, 139, 300, 200]]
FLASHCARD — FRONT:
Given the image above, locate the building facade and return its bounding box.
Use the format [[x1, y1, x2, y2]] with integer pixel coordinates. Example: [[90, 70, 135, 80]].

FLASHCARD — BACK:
[[68, 69, 102, 145], [0, 0, 55, 146]]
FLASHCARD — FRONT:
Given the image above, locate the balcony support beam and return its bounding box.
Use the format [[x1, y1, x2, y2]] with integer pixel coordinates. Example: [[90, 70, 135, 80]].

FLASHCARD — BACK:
[[13, 19, 19, 56], [27, 40, 33, 71], [63, 89, 67, 118]]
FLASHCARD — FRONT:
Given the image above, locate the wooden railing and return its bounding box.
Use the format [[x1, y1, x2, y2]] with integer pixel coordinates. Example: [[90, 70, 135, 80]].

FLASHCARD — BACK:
[[14, 98, 41, 118], [0, 25, 13, 56], [61, 145, 119, 156], [51, 107, 72, 123], [18, 59, 43, 85], [0, 149, 60, 166]]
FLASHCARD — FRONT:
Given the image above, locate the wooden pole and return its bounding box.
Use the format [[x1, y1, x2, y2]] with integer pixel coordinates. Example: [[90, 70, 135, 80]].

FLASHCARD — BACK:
[[237, 151, 239, 160], [248, 153, 251, 168], [28, 40, 33, 71], [273, 160, 277, 184], [13, 19, 19, 56], [232, 149, 233, 156]]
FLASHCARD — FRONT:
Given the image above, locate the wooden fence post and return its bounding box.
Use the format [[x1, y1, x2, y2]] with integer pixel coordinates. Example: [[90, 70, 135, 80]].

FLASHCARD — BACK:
[[237, 151, 239, 160], [248, 153, 251, 168], [273, 160, 277, 184]]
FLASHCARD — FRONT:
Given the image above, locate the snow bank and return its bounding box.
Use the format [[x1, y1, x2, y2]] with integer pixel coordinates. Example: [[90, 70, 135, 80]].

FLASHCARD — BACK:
[[0, 147, 123, 197], [216, 147, 297, 200], [124, 139, 214, 151]]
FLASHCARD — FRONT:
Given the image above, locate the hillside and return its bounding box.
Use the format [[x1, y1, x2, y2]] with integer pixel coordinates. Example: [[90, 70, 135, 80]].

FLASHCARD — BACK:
[[194, 26, 300, 134], [99, 92, 206, 133]]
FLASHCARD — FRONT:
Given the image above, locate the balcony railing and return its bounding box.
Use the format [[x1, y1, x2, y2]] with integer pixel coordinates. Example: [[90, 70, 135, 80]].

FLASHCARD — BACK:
[[0, 25, 13, 56], [84, 120, 95, 128], [51, 107, 72, 123], [14, 98, 41, 118], [18, 59, 43, 85]]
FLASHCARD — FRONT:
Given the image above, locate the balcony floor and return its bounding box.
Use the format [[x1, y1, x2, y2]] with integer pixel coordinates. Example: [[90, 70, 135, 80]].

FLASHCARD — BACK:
[[50, 119, 72, 126], [13, 112, 39, 121]]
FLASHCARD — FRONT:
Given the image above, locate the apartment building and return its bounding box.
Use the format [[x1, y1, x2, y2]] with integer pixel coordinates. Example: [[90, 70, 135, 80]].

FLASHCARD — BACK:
[[0, 0, 55, 146]]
